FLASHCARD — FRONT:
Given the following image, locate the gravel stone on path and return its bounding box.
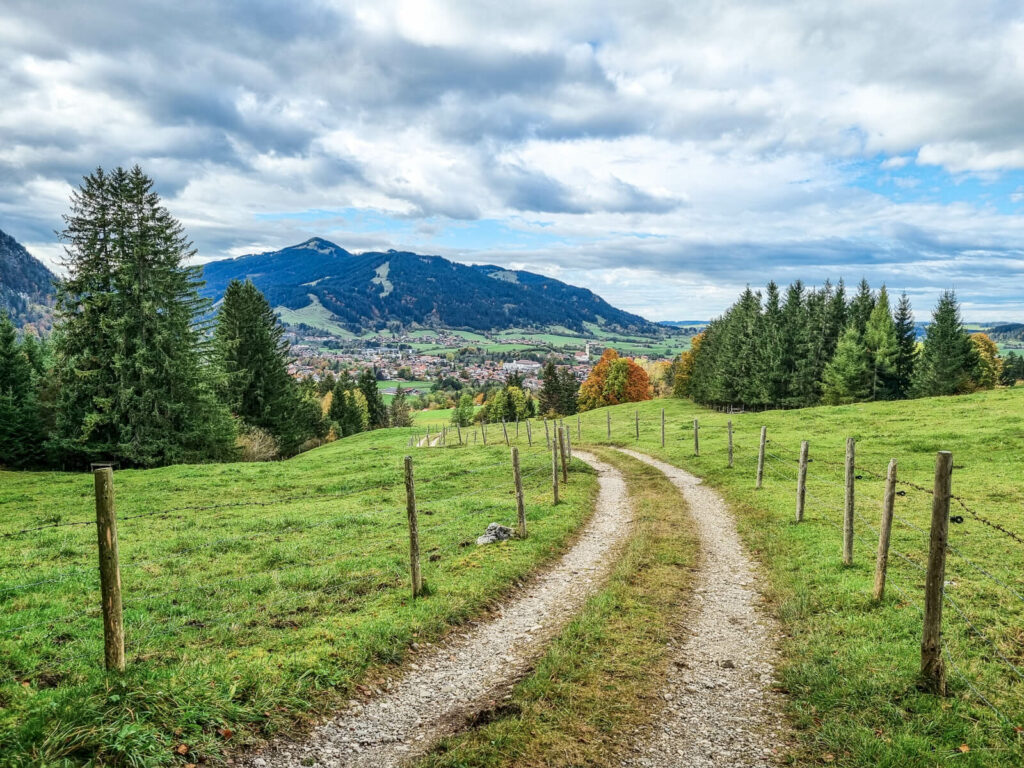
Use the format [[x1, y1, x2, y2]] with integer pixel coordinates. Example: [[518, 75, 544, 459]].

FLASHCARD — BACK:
[[241, 451, 631, 768], [617, 449, 786, 768]]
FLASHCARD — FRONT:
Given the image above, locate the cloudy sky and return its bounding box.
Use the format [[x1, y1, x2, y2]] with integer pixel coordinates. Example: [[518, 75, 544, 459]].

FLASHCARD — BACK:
[[3, 0, 1024, 320]]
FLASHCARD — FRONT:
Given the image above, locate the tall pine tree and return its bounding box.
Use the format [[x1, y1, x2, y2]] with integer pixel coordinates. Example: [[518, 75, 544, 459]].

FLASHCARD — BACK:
[[0, 313, 46, 467], [892, 292, 917, 399], [863, 286, 898, 400], [358, 368, 389, 428], [215, 279, 321, 455], [912, 291, 979, 397], [51, 166, 235, 467], [821, 326, 871, 404]]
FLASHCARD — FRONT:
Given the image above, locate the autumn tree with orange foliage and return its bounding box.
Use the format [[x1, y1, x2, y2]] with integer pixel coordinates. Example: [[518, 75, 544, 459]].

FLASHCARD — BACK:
[[671, 332, 704, 398], [577, 348, 652, 411]]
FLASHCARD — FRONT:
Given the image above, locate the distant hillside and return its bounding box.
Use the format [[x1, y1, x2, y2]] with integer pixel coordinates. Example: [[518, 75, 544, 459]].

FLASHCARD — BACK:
[[200, 238, 662, 335], [0, 228, 55, 329]]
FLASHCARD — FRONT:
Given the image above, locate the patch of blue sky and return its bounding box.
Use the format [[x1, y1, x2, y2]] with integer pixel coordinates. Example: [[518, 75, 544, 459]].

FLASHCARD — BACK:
[[843, 156, 1024, 214]]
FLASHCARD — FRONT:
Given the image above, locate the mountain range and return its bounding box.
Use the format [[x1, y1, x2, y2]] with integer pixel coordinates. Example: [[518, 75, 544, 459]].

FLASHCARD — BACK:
[[200, 238, 661, 335], [0, 228, 55, 329]]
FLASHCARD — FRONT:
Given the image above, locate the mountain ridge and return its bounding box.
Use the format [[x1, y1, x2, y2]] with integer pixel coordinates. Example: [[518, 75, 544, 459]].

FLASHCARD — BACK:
[[200, 238, 661, 335], [0, 228, 56, 329]]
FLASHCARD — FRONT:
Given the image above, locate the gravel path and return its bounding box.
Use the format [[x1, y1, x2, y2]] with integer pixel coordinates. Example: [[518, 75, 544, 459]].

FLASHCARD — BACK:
[[617, 449, 785, 768], [242, 451, 631, 768]]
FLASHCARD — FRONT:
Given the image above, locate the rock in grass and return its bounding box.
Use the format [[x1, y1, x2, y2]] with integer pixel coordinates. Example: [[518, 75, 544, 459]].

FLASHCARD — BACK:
[[477, 523, 514, 545]]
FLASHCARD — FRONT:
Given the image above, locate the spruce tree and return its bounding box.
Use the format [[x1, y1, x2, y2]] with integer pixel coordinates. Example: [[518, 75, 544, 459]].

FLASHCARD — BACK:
[[358, 368, 388, 428], [538, 361, 562, 415], [911, 291, 979, 397], [863, 286, 898, 400], [557, 367, 579, 415], [329, 372, 362, 436], [892, 292, 917, 399], [215, 279, 316, 455], [760, 282, 785, 406], [821, 326, 871, 404], [389, 385, 413, 427], [51, 166, 235, 467], [848, 278, 875, 336], [0, 313, 46, 467]]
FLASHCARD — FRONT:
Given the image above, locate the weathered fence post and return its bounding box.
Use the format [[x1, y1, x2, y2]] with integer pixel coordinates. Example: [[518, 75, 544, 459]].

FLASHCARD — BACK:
[[843, 437, 855, 565], [756, 426, 766, 488], [94, 467, 125, 673], [474, 428, 478, 445], [426, 426, 430, 446], [526, 418, 533, 447], [661, 408, 665, 448], [558, 427, 569, 483], [693, 418, 700, 456], [404, 456, 422, 598], [873, 458, 898, 601], [607, 410, 611, 439], [921, 451, 953, 695], [727, 420, 734, 468], [545, 418, 551, 448], [566, 429, 573, 462], [551, 435, 560, 504], [511, 446, 526, 538], [482, 421, 488, 446], [502, 420, 510, 446], [442, 427, 447, 447], [457, 424, 462, 445], [795, 440, 809, 522]]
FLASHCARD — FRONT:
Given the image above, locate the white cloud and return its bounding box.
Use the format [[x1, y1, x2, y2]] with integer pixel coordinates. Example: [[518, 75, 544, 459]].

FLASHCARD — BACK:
[[2, 1, 1024, 319]]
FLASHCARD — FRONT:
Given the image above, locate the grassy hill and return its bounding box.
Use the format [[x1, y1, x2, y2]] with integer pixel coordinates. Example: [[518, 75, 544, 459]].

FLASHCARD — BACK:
[[0, 429, 596, 765], [568, 389, 1024, 766]]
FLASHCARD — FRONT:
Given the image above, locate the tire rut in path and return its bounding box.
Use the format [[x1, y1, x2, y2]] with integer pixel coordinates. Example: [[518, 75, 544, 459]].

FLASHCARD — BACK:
[[242, 451, 631, 768], [617, 449, 786, 768]]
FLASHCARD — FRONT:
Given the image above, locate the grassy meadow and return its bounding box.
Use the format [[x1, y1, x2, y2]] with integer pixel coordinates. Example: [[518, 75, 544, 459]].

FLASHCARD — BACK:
[[558, 390, 1024, 766], [0, 428, 596, 766]]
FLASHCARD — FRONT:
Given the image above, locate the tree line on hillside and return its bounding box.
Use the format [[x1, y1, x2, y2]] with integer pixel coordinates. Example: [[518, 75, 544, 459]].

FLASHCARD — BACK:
[[0, 167, 408, 470], [671, 279, 1007, 410]]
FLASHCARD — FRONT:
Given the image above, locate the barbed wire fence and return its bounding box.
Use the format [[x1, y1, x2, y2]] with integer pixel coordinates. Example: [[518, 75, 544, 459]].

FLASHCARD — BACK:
[[430, 406, 1024, 735], [0, 440, 578, 676]]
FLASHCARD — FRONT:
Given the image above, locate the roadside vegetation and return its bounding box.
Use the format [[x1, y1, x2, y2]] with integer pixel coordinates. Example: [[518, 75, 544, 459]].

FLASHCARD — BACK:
[[0, 430, 597, 766]]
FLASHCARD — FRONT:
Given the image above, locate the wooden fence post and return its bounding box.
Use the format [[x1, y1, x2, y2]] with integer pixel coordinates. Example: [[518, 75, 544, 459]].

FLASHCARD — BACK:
[[482, 422, 488, 446], [796, 440, 808, 522], [661, 408, 665, 448], [526, 418, 533, 446], [94, 467, 125, 673], [693, 418, 700, 456], [727, 420, 734, 468], [457, 424, 462, 445], [635, 409, 639, 441], [921, 451, 953, 695], [607, 410, 611, 439], [545, 418, 551, 448], [426, 426, 430, 446], [873, 459, 898, 601], [558, 427, 569, 483], [843, 437, 855, 565], [566, 429, 573, 462], [442, 427, 447, 447], [512, 446, 526, 538], [404, 456, 422, 598], [551, 436, 560, 504], [756, 426, 766, 488], [502, 420, 510, 446]]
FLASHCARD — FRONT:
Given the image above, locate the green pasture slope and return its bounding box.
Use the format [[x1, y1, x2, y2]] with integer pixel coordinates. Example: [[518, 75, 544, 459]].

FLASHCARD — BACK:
[[571, 389, 1024, 766], [0, 429, 596, 766]]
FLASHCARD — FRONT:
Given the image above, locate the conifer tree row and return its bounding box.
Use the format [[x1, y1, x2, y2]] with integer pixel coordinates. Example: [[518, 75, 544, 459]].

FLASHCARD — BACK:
[[683, 281, 994, 409]]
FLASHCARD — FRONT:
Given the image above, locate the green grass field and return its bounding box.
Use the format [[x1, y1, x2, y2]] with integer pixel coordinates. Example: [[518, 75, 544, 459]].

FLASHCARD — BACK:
[[560, 390, 1024, 766], [0, 430, 596, 766]]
